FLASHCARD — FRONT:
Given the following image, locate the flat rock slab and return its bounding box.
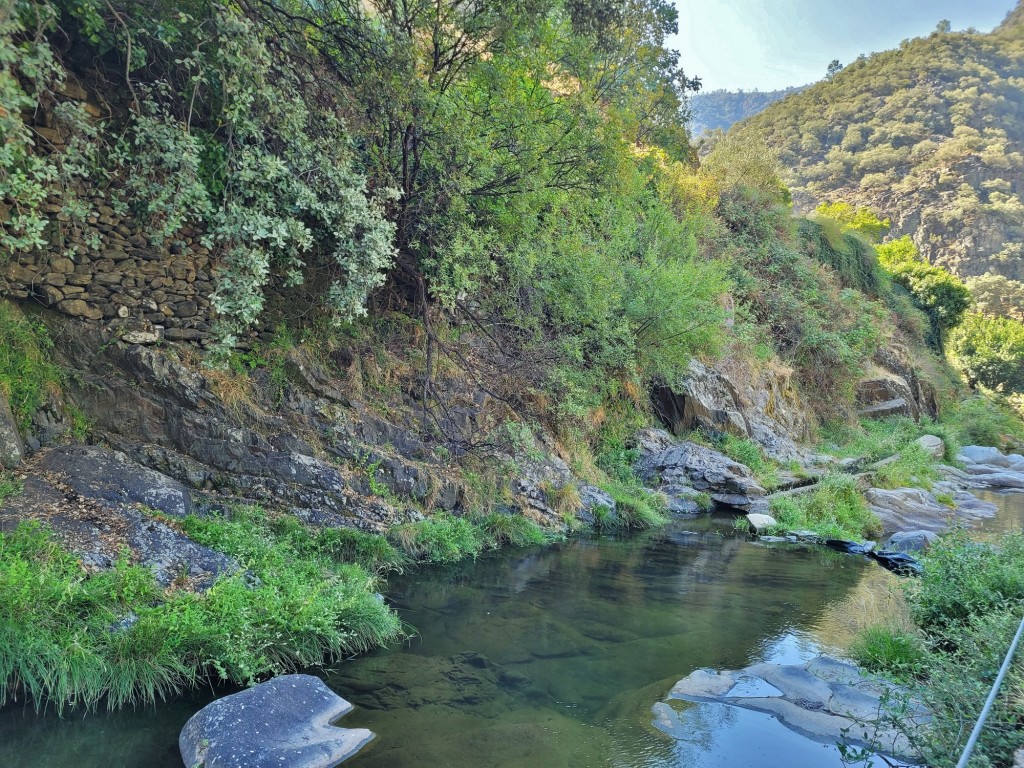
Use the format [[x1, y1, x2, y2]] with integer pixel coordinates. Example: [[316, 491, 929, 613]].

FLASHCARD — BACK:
[[657, 655, 927, 760], [180, 674, 374, 768], [40, 444, 192, 517]]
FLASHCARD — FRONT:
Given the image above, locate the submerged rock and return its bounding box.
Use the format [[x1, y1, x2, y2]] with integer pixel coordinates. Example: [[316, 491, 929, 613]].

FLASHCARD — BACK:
[[179, 674, 373, 768]]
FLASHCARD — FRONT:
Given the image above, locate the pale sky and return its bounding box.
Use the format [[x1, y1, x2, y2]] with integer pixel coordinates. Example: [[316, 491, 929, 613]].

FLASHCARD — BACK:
[[671, 0, 1015, 91]]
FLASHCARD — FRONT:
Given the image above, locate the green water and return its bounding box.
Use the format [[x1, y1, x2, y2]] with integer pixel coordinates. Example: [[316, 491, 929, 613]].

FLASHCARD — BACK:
[[6, 501, 1020, 767]]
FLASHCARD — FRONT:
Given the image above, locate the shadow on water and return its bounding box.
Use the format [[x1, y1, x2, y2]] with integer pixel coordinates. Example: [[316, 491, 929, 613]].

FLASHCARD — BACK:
[[3, 496, 1023, 768]]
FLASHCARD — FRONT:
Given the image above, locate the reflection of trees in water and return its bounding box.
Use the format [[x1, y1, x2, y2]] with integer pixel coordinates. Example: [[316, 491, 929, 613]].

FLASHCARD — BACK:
[[672, 701, 739, 755]]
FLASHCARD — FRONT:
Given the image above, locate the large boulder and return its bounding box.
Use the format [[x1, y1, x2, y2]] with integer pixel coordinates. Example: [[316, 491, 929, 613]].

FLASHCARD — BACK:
[[855, 373, 916, 420], [40, 444, 192, 517], [883, 530, 938, 553], [180, 674, 373, 768], [865, 487, 996, 534], [955, 446, 1024, 488], [635, 429, 767, 512], [0, 391, 23, 469], [915, 435, 944, 459]]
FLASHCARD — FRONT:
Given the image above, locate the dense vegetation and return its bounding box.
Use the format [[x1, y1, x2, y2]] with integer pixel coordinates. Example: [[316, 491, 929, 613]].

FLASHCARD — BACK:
[[730, 6, 1024, 288], [851, 531, 1024, 767]]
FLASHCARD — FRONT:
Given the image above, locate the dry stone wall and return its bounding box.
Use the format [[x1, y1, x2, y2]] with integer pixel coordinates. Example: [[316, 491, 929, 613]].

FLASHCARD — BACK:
[[2, 196, 216, 344]]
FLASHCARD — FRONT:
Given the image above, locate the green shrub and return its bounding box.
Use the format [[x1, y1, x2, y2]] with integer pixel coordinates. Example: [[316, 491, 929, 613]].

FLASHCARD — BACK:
[[910, 529, 1024, 636], [949, 312, 1024, 394], [0, 473, 21, 506], [943, 395, 1024, 448], [389, 513, 484, 564]]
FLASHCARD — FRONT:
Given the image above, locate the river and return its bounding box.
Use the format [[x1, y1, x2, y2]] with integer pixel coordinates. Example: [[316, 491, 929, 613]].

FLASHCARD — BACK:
[[2, 493, 1022, 768]]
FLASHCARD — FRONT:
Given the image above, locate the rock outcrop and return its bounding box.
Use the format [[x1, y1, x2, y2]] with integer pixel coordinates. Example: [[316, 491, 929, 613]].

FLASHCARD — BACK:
[[0, 445, 236, 588], [855, 347, 939, 422], [865, 485, 996, 535], [652, 357, 812, 462], [634, 428, 767, 512], [179, 674, 373, 768]]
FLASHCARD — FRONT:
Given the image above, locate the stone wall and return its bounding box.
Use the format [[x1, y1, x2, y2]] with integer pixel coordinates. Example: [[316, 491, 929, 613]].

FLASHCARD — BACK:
[[1, 196, 216, 344]]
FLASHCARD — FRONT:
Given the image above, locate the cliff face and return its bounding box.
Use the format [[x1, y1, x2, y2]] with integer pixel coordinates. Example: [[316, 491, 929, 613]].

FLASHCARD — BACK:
[[731, 5, 1024, 283]]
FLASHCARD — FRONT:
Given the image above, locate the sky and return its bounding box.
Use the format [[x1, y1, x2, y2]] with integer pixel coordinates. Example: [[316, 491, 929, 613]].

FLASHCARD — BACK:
[[671, 0, 1015, 92]]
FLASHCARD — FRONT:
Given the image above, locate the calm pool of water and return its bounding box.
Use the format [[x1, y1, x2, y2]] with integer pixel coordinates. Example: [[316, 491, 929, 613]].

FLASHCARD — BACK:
[[3, 495, 1022, 768]]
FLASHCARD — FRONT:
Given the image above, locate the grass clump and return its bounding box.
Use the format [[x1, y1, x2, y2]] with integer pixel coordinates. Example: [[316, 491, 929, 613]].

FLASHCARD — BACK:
[[479, 513, 550, 548], [768, 474, 881, 539], [848, 626, 927, 681], [0, 511, 403, 712], [267, 514, 409, 574], [600, 481, 668, 530], [716, 433, 780, 488], [872, 443, 939, 490], [389, 513, 485, 564], [0, 302, 63, 431]]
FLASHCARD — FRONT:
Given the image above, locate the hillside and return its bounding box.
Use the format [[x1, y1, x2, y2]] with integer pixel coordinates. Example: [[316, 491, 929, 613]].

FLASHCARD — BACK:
[[688, 87, 805, 136], [730, 3, 1024, 284]]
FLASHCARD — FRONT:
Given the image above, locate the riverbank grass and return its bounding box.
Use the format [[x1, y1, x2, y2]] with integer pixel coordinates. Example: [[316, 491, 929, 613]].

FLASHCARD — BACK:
[[0, 507, 402, 712], [768, 474, 882, 539]]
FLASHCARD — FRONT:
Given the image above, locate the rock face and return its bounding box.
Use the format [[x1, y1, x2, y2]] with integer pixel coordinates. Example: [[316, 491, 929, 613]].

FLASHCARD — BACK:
[[0, 392, 23, 469], [655, 656, 926, 760], [179, 674, 374, 768], [651, 358, 812, 463], [634, 428, 767, 512]]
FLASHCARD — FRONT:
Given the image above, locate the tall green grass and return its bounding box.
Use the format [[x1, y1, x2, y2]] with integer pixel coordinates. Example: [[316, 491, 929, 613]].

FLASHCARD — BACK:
[[0, 302, 63, 431], [768, 474, 881, 539], [0, 508, 403, 712]]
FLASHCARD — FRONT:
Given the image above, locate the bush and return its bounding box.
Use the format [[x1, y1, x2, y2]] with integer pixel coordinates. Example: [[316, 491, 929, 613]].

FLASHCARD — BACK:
[[600, 481, 668, 530], [910, 529, 1024, 636], [943, 395, 1024, 448]]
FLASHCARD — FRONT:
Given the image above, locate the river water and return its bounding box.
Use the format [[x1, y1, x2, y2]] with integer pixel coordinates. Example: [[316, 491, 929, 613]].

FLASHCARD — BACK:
[[3, 494, 1023, 768]]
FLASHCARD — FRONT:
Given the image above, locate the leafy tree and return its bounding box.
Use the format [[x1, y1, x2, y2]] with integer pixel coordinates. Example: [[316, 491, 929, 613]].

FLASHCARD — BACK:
[[878, 237, 971, 349], [949, 312, 1024, 393], [964, 274, 1024, 321], [825, 59, 843, 82]]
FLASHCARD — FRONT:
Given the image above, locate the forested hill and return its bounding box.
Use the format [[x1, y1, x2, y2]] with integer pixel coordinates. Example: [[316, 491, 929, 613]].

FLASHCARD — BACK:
[[688, 87, 805, 136], [728, 2, 1024, 284]]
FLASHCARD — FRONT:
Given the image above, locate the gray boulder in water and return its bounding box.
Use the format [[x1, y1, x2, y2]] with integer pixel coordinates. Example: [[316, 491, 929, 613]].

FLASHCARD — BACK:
[[179, 674, 374, 768]]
